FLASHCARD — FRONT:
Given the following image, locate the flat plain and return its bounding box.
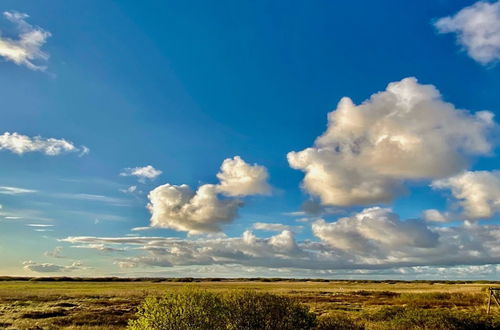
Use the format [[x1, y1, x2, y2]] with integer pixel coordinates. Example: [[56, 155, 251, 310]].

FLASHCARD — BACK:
[[0, 279, 499, 329]]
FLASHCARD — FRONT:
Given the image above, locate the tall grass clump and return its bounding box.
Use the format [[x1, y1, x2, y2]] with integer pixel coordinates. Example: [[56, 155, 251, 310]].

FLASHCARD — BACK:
[[128, 289, 316, 330]]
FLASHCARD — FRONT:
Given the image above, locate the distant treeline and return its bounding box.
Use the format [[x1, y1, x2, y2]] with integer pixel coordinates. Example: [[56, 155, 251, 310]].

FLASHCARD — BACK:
[[0, 276, 499, 284]]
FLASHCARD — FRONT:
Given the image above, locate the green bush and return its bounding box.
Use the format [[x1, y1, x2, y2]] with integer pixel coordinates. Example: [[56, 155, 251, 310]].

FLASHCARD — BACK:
[[128, 289, 227, 330], [225, 291, 316, 330], [128, 289, 316, 330]]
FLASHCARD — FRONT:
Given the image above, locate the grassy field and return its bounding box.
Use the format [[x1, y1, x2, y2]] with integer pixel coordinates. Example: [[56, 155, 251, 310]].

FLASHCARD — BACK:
[[0, 279, 499, 329]]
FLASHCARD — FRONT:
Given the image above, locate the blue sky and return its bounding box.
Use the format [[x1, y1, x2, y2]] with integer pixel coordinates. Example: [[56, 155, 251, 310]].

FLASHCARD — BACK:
[[1, 0, 500, 279]]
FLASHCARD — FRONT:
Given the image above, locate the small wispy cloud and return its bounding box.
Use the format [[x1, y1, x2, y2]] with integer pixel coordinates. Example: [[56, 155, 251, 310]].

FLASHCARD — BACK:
[[120, 185, 142, 195], [79, 146, 90, 157], [131, 226, 153, 232], [120, 165, 162, 182], [54, 193, 129, 206], [64, 210, 127, 222], [71, 243, 126, 253], [23, 260, 83, 273], [252, 222, 303, 233], [44, 246, 66, 258], [422, 209, 452, 223], [0, 207, 53, 222], [0, 11, 51, 70], [0, 132, 88, 156], [0, 186, 36, 195]]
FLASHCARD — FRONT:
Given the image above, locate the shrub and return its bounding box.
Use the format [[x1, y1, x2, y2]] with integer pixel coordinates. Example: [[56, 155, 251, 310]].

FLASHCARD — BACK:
[[127, 289, 227, 330], [225, 291, 316, 330], [128, 289, 317, 330]]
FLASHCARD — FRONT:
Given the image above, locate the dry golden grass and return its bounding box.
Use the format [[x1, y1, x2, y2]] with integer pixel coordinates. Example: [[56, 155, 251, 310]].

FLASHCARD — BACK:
[[0, 280, 498, 329]]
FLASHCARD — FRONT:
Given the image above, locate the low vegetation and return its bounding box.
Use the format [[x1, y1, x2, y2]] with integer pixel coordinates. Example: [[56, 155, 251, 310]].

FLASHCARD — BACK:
[[128, 289, 500, 330], [365, 306, 500, 329], [1, 279, 499, 329], [128, 289, 316, 330]]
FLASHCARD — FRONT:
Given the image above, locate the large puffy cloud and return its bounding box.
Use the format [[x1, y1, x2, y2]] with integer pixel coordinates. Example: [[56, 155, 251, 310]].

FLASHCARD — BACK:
[[0, 11, 51, 70], [148, 184, 242, 234], [435, 1, 500, 65], [288, 77, 494, 206], [311, 209, 500, 268], [146, 156, 270, 234], [62, 211, 500, 271], [216, 156, 271, 196], [312, 207, 439, 256], [0, 132, 88, 156], [432, 171, 500, 219]]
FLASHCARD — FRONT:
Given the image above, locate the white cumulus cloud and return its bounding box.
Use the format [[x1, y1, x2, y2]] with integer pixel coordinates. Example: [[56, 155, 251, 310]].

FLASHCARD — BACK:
[[0, 11, 51, 70], [216, 156, 271, 196], [288, 77, 494, 206], [62, 216, 500, 271], [435, 1, 500, 65], [312, 207, 439, 256], [148, 184, 242, 234], [0, 132, 88, 156], [432, 170, 500, 219], [146, 156, 270, 234]]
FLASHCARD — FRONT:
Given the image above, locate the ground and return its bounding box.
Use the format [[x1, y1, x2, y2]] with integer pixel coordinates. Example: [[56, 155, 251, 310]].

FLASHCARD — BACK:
[[0, 279, 498, 329]]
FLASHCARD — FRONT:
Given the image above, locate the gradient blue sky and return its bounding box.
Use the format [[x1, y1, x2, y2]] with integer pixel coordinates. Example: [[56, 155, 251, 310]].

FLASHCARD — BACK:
[[1, 0, 500, 279]]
